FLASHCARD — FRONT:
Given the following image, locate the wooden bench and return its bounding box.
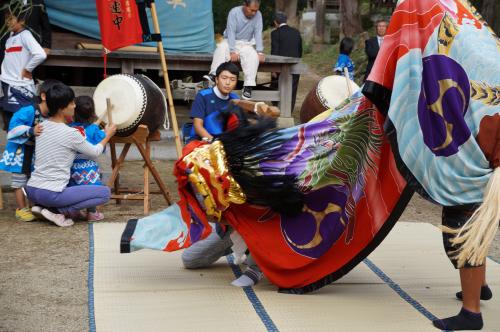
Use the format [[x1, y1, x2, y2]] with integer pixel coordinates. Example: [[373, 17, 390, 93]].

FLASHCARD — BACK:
[[42, 49, 306, 127]]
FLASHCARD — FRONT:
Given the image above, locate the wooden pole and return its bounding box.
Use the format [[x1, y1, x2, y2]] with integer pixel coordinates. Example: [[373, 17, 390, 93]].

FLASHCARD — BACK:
[[150, 2, 183, 157]]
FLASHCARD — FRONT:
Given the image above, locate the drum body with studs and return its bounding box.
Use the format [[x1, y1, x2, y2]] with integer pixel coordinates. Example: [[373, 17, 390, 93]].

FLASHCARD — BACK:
[[299, 75, 360, 123], [93, 74, 167, 137]]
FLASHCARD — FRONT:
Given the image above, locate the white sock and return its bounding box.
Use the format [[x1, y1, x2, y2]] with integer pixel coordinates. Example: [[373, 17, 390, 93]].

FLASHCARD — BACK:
[[231, 268, 263, 287], [231, 274, 256, 287]]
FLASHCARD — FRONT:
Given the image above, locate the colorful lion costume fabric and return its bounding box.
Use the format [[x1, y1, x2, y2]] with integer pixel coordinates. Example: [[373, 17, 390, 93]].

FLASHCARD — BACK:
[[121, 92, 410, 293], [364, 0, 500, 205], [121, 0, 499, 290]]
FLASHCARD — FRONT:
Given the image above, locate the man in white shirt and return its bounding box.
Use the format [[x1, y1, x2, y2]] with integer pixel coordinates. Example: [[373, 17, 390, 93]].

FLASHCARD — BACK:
[[204, 0, 265, 100], [364, 19, 388, 81]]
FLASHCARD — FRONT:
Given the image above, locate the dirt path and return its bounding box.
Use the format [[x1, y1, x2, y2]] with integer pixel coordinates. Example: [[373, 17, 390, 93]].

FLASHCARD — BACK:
[[0, 160, 179, 332]]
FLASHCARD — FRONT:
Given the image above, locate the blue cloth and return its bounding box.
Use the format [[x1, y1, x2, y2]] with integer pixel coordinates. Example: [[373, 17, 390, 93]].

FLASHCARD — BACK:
[[333, 54, 355, 81], [68, 123, 106, 186], [0, 105, 43, 174], [1, 82, 36, 113], [188, 88, 239, 138], [44, 0, 215, 53]]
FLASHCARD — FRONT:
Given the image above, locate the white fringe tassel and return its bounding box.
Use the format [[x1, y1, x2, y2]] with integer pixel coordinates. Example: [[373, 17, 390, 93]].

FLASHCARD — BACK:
[[445, 167, 500, 268]]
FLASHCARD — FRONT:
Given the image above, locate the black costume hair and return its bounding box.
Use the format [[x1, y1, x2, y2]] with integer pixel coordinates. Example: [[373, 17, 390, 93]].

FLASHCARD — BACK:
[[218, 105, 304, 217]]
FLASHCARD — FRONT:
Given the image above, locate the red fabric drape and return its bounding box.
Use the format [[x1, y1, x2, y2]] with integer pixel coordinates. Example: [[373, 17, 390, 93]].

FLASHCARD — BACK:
[[96, 0, 143, 52]]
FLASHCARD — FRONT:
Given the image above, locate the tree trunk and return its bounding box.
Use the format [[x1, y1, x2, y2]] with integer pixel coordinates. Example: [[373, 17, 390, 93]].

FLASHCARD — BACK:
[[275, 0, 299, 27], [481, 0, 496, 29], [340, 0, 362, 38], [315, 0, 326, 42]]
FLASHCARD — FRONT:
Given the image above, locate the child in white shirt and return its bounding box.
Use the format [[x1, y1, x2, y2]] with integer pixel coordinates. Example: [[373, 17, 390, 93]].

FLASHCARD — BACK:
[[1, 9, 46, 128]]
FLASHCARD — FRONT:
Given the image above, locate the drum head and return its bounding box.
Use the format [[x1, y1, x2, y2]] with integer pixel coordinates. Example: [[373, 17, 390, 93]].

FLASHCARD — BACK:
[[300, 75, 360, 124], [317, 75, 360, 110], [93, 74, 146, 132]]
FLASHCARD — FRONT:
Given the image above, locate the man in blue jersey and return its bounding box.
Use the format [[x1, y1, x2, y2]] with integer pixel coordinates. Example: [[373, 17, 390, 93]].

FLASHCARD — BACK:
[[189, 62, 239, 143]]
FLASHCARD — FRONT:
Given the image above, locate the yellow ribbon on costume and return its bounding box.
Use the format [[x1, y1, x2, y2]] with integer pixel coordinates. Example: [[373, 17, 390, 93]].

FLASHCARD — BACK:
[[183, 141, 246, 221]]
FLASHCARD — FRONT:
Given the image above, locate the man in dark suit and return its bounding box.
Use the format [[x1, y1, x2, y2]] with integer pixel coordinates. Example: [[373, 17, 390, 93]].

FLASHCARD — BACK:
[[271, 11, 302, 111], [364, 19, 388, 81]]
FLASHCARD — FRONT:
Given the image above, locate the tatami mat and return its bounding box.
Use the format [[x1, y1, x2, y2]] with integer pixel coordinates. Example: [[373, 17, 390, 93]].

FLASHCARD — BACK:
[[90, 222, 499, 331], [368, 222, 500, 332], [92, 223, 266, 332]]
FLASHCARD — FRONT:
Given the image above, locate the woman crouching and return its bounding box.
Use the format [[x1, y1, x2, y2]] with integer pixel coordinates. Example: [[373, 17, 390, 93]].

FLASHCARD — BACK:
[[26, 82, 116, 227]]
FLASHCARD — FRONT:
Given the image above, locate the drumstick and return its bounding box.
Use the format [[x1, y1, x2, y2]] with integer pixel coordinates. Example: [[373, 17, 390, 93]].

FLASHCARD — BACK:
[[106, 98, 114, 124], [343, 67, 353, 96], [94, 113, 106, 126], [94, 98, 115, 126]]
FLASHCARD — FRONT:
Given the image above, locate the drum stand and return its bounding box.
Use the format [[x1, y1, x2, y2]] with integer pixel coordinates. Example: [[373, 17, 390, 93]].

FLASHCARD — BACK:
[[107, 125, 172, 214]]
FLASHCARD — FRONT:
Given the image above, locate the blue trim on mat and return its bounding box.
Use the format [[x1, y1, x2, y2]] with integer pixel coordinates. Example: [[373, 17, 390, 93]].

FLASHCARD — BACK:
[[363, 258, 451, 332], [226, 255, 279, 332], [88, 223, 96, 332], [489, 255, 500, 265]]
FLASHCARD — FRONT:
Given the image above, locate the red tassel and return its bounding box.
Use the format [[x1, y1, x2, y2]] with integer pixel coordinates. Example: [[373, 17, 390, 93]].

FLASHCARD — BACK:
[[103, 52, 108, 79]]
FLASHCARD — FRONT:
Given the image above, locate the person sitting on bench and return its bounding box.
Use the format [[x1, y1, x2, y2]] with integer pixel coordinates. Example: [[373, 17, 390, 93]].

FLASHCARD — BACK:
[[204, 0, 264, 100]]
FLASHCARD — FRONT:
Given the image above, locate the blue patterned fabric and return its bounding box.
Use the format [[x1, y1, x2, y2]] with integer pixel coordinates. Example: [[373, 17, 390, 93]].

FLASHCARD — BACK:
[[68, 123, 105, 186], [333, 54, 354, 80], [0, 105, 43, 174], [1, 82, 36, 113]]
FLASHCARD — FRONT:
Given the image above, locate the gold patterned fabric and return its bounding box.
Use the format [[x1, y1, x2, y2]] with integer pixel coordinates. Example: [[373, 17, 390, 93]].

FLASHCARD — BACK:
[[182, 141, 246, 221]]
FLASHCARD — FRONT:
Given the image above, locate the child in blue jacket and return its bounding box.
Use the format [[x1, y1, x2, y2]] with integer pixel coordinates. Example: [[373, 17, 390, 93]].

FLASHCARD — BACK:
[[68, 96, 106, 221], [333, 37, 355, 81], [0, 79, 57, 221]]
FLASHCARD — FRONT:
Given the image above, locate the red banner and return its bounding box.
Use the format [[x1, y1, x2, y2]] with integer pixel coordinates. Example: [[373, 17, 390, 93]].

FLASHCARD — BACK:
[[96, 0, 143, 51]]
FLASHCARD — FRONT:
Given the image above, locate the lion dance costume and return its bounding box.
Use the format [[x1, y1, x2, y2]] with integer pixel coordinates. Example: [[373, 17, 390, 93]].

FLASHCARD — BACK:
[[121, 0, 499, 293]]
